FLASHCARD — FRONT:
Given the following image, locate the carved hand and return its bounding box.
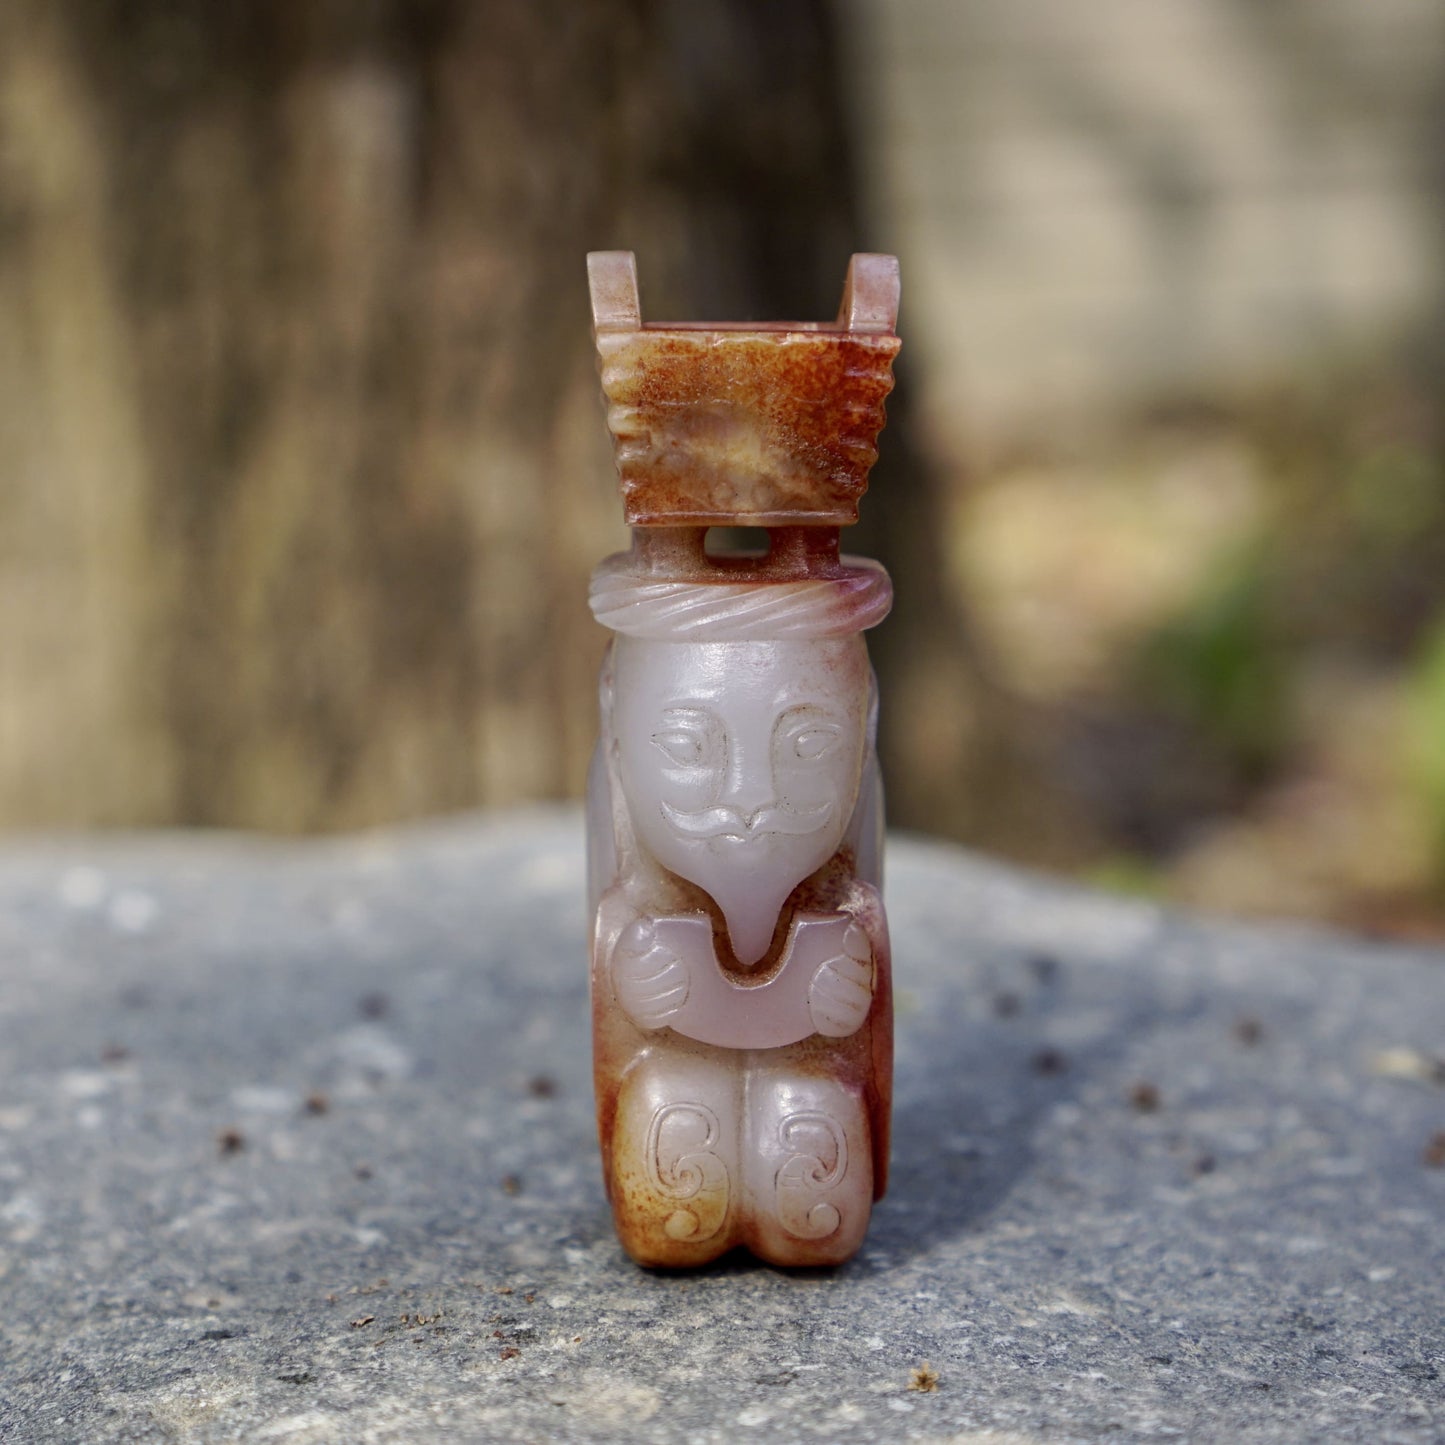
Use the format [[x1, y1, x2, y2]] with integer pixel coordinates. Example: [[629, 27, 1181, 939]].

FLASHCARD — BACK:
[[612, 917, 692, 1030], [806, 919, 875, 1038]]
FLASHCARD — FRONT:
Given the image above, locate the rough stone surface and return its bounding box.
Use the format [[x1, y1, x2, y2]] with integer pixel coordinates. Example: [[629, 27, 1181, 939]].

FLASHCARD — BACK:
[[0, 807, 1441, 1444]]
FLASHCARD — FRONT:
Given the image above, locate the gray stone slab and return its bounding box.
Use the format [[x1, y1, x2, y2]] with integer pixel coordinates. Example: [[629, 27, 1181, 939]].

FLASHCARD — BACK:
[[0, 807, 1441, 1444]]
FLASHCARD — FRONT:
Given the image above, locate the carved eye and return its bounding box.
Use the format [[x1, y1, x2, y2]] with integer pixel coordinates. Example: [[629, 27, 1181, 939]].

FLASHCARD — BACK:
[[653, 730, 705, 767], [793, 726, 840, 761]]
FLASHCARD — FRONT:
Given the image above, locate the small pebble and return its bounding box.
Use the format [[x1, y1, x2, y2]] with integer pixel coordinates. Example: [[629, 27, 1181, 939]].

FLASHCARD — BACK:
[[1029, 954, 1060, 985], [993, 992, 1021, 1018]]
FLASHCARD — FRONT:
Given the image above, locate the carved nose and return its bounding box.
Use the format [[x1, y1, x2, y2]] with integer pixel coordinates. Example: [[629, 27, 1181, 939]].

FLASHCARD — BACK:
[[719, 743, 773, 823]]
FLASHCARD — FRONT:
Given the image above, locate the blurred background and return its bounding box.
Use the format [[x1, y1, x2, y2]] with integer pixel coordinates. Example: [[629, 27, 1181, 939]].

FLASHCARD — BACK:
[[2, 0, 1443, 936]]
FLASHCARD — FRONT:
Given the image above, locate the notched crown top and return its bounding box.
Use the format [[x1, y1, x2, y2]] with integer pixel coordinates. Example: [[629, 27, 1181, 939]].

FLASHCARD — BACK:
[[587, 252, 901, 528]]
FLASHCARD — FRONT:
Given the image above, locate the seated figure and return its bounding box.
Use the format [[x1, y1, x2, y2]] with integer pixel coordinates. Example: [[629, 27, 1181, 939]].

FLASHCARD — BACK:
[[585, 252, 900, 1267]]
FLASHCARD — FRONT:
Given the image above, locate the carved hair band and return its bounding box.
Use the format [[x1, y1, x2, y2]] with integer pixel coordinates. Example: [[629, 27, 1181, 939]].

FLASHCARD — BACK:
[[588, 557, 892, 641]]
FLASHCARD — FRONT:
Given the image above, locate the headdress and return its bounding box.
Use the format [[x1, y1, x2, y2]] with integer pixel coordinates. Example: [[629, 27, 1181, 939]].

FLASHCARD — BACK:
[[585, 251, 900, 642]]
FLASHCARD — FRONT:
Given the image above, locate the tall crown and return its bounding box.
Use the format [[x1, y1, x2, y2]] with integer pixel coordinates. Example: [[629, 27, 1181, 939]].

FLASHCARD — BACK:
[[587, 253, 900, 528]]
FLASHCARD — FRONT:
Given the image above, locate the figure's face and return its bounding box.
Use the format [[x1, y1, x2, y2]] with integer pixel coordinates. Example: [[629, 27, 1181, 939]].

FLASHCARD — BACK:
[[613, 636, 870, 965]]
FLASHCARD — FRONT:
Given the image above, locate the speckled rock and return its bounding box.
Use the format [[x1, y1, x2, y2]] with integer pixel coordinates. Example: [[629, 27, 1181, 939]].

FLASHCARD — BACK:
[[0, 808, 1441, 1444]]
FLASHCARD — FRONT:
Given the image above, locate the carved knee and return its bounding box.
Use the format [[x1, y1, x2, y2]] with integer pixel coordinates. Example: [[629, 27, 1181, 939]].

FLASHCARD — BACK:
[[609, 1052, 739, 1267], [742, 1072, 873, 1267]]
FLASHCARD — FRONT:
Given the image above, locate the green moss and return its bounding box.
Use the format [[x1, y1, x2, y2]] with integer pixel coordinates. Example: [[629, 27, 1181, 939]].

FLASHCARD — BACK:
[[1086, 854, 1165, 898], [1133, 543, 1289, 779]]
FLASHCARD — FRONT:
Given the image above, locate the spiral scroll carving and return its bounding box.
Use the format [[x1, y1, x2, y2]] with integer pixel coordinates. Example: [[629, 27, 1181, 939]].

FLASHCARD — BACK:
[[774, 1109, 849, 1240], [645, 1101, 729, 1242]]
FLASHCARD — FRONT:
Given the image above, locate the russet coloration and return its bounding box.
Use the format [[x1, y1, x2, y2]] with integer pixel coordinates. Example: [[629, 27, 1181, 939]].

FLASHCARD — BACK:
[[585, 252, 899, 1266]]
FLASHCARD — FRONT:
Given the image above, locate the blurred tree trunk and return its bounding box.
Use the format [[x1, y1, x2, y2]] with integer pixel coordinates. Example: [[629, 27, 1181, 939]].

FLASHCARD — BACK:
[[0, 0, 873, 830]]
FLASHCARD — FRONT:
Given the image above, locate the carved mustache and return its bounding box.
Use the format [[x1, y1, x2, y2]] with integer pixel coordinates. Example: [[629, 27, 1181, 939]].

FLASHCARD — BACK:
[[660, 799, 831, 840]]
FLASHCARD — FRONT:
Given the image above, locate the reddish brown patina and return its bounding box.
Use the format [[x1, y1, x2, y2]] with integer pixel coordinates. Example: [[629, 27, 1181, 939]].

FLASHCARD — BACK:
[[590, 251, 901, 529], [597, 329, 899, 526]]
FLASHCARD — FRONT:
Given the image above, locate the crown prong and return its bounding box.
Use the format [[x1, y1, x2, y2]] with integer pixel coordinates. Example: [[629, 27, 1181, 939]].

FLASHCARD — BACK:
[[835, 253, 900, 333], [587, 251, 641, 334]]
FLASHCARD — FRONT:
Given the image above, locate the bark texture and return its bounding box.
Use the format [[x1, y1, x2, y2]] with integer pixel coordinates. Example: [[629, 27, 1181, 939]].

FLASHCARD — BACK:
[[0, 0, 875, 830]]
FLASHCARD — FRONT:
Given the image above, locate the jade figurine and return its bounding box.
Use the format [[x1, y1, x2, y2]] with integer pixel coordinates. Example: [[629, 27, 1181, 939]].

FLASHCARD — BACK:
[[585, 252, 900, 1266]]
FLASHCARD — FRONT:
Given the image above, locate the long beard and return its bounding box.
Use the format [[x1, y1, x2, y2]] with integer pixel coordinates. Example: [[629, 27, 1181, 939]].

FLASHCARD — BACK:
[[697, 851, 813, 967], [655, 802, 836, 965]]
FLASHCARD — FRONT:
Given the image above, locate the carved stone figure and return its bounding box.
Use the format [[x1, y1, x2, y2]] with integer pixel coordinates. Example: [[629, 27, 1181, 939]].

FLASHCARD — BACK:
[[585, 252, 900, 1266]]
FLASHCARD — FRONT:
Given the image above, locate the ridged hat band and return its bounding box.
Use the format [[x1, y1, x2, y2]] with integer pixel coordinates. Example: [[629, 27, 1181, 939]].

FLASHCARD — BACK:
[[589, 558, 892, 641]]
